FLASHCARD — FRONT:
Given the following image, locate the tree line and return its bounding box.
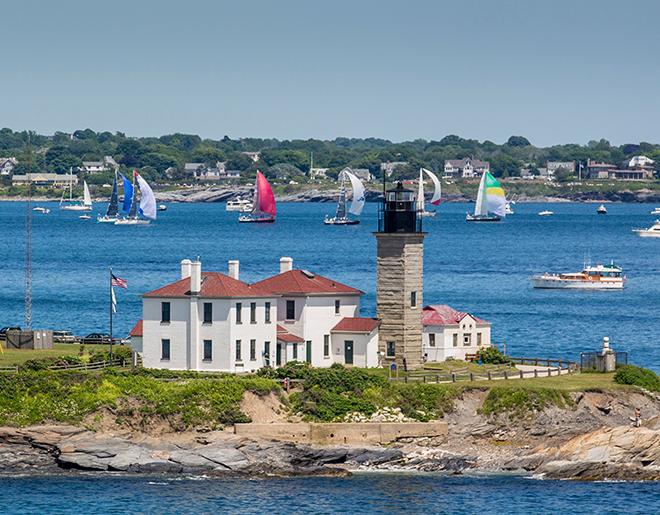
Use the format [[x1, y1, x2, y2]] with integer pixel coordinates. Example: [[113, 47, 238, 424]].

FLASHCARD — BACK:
[[1, 128, 658, 182]]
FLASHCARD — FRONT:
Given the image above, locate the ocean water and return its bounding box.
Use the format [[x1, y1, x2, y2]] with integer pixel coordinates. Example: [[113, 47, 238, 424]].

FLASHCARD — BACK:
[[0, 201, 658, 369], [0, 473, 658, 514]]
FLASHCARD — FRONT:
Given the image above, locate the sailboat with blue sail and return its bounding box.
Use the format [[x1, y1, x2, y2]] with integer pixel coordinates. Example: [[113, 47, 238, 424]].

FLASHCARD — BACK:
[[97, 172, 120, 223], [114, 171, 157, 225]]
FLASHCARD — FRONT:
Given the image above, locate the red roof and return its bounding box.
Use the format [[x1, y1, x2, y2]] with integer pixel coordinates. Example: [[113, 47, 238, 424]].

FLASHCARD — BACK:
[[422, 305, 489, 326], [276, 324, 304, 343], [144, 272, 272, 298], [129, 319, 143, 337], [331, 317, 380, 333], [252, 270, 363, 296]]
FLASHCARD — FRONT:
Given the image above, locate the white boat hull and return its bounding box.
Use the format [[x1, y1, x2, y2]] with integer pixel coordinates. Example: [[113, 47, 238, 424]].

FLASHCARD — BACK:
[[633, 229, 660, 238], [419, 211, 436, 218], [97, 216, 119, 223], [114, 218, 151, 225], [61, 205, 92, 211], [531, 277, 624, 290]]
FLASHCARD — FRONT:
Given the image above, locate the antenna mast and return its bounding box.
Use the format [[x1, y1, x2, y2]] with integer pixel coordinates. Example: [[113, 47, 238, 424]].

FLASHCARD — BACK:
[[24, 132, 33, 329]]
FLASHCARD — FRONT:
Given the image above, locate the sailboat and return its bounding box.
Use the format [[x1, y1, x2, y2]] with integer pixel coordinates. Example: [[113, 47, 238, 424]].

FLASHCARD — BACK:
[[466, 171, 507, 222], [324, 170, 365, 225], [97, 172, 120, 223], [60, 171, 92, 211], [416, 168, 442, 218], [239, 171, 276, 223], [114, 171, 157, 225]]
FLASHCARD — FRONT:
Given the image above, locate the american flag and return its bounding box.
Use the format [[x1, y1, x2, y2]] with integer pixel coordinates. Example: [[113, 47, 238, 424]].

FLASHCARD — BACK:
[[111, 274, 128, 289]]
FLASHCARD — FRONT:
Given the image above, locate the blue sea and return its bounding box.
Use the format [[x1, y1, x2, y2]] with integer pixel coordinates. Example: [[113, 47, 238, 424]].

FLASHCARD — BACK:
[[0, 200, 658, 369], [0, 473, 658, 514]]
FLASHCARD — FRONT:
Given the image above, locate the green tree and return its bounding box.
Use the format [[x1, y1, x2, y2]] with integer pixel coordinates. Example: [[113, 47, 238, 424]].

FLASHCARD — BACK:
[[45, 145, 81, 173]]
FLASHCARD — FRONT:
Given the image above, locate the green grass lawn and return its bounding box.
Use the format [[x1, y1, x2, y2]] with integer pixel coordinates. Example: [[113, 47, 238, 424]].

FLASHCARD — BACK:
[[0, 343, 112, 367], [465, 371, 628, 391]]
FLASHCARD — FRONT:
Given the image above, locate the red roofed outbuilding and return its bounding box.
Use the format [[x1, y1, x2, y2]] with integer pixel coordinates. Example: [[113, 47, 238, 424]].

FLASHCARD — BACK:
[[422, 305, 491, 362]]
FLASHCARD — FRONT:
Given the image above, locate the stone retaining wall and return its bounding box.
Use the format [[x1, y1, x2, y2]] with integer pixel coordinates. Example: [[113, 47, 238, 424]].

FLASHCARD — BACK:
[[234, 421, 447, 445]]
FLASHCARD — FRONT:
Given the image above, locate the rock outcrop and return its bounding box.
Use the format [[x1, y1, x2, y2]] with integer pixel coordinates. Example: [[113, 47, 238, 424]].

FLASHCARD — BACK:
[[0, 426, 402, 477]]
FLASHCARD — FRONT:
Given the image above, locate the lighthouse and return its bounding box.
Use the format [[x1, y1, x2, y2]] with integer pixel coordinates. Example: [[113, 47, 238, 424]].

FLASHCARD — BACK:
[[374, 182, 425, 369]]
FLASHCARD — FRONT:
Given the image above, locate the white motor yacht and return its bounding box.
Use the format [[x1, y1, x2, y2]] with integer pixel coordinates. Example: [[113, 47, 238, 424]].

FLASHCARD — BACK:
[[633, 220, 660, 238], [532, 263, 625, 290]]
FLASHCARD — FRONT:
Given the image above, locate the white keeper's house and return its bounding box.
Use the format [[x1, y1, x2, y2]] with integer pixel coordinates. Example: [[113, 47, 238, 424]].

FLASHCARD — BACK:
[[422, 305, 491, 362], [130, 257, 380, 372]]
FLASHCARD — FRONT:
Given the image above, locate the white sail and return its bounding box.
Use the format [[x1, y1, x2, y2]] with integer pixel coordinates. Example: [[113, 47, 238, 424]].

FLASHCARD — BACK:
[[83, 181, 92, 207], [416, 169, 425, 212], [345, 170, 365, 216], [422, 168, 442, 205], [136, 173, 157, 220], [474, 172, 488, 216]]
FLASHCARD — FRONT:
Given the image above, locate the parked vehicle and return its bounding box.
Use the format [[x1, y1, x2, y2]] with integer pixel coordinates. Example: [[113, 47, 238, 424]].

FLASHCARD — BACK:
[[80, 333, 126, 345], [0, 326, 21, 340], [53, 330, 78, 343]]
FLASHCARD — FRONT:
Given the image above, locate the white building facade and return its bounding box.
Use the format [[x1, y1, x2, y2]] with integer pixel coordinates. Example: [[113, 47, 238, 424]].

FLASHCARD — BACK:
[[132, 257, 381, 372], [443, 158, 490, 178], [421, 305, 491, 362]]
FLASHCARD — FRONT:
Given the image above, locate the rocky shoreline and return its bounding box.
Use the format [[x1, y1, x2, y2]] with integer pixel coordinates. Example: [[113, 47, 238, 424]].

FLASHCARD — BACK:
[[1, 390, 658, 481], [2, 186, 658, 204]]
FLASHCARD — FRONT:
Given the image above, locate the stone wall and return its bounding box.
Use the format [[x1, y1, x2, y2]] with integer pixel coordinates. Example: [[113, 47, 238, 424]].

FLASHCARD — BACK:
[[375, 233, 425, 369], [234, 421, 447, 445]]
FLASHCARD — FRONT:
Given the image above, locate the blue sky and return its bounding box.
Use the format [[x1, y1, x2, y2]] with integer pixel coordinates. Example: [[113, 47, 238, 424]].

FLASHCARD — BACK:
[[2, 0, 659, 145]]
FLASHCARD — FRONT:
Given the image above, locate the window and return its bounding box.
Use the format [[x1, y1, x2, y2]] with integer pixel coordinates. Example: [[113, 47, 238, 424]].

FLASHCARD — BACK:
[[161, 302, 170, 323], [477, 333, 482, 346], [203, 340, 212, 361], [429, 333, 435, 347], [386, 341, 396, 358], [161, 339, 170, 360], [203, 303, 212, 324], [250, 339, 256, 361], [453, 334, 458, 347], [464, 334, 472, 346], [235, 339, 242, 361], [250, 302, 256, 323], [334, 299, 340, 315], [286, 300, 295, 320], [264, 341, 270, 359], [410, 291, 417, 308], [323, 334, 330, 357], [292, 343, 298, 360], [235, 303, 242, 324], [265, 302, 271, 323], [306, 340, 312, 363]]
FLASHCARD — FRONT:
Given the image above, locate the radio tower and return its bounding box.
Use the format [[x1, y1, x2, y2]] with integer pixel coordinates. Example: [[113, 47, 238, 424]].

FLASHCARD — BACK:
[[24, 133, 33, 329]]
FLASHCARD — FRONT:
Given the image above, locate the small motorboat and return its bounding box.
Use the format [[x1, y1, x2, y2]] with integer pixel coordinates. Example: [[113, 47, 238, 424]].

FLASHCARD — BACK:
[[226, 198, 253, 212], [33, 207, 50, 214], [633, 220, 660, 238], [597, 204, 607, 215], [158, 204, 167, 211], [538, 210, 554, 216], [79, 214, 91, 220], [650, 207, 660, 215], [505, 201, 514, 215], [531, 262, 625, 290]]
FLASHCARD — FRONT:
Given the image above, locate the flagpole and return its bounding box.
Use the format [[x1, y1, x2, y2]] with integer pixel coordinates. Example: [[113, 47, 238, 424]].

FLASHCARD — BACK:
[[109, 266, 113, 360]]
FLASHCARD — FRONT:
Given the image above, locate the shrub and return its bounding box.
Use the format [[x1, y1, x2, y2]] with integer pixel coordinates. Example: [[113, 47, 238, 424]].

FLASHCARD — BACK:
[[20, 355, 84, 371], [256, 361, 312, 380], [479, 386, 573, 418], [89, 345, 133, 363], [614, 365, 660, 392], [476, 347, 513, 365]]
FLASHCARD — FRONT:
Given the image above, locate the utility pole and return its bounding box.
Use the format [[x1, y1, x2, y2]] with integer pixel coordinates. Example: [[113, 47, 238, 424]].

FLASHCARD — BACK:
[[24, 132, 33, 329]]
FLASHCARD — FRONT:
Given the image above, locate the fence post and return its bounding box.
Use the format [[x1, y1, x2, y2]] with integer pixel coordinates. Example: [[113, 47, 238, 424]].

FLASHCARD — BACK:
[[487, 371, 491, 380], [534, 369, 538, 378], [547, 368, 551, 377], [451, 373, 456, 383], [404, 376, 408, 383], [519, 370, 523, 379], [470, 372, 474, 381], [504, 370, 508, 380], [423, 375, 426, 383], [436, 374, 439, 384]]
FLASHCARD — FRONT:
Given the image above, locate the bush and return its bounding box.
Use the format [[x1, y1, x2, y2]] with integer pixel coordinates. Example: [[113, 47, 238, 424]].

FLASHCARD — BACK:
[[19, 355, 84, 371], [479, 386, 573, 418], [614, 365, 660, 392], [256, 361, 312, 380], [89, 345, 133, 363], [476, 347, 513, 365]]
